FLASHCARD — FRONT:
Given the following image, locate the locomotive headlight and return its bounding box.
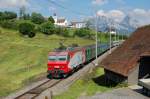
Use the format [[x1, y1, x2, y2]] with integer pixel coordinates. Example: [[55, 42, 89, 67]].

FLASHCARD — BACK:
[[48, 66, 52, 68], [61, 66, 65, 68]]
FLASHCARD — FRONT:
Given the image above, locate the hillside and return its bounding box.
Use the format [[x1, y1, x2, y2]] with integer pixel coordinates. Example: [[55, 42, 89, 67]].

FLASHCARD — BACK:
[[0, 27, 94, 97]]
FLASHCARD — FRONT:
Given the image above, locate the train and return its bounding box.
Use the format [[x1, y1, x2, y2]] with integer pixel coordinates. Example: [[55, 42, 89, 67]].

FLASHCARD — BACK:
[[47, 43, 110, 78]]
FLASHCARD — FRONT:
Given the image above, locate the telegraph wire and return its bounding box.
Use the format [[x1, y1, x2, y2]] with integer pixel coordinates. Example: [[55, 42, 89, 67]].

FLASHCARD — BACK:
[[48, 0, 89, 16]]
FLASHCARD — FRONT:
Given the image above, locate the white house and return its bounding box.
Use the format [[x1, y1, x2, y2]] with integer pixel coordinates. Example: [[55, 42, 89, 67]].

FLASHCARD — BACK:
[[70, 21, 86, 28], [110, 31, 116, 34], [53, 13, 68, 27]]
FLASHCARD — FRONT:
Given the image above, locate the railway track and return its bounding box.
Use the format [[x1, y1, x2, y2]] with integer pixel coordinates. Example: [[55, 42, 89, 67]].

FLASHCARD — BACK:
[[5, 46, 118, 99], [15, 79, 61, 99]]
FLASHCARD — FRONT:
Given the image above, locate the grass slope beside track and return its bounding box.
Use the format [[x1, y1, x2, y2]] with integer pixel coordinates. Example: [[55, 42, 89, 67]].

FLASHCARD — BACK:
[[54, 68, 128, 99], [0, 27, 94, 97]]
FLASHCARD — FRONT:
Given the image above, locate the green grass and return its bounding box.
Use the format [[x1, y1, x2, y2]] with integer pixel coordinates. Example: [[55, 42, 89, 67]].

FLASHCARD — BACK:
[[0, 27, 95, 97], [54, 68, 115, 99], [54, 66, 128, 99]]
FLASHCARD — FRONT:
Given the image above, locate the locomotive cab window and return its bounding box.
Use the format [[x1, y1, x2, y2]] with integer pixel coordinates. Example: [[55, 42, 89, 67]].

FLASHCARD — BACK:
[[48, 55, 67, 61], [58, 56, 67, 61], [48, 56, 57, 61]]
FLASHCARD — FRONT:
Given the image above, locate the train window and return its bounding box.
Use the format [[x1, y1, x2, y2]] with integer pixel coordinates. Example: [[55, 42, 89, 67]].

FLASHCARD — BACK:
[[67, 55, 70, 61], [88, 49, 90, 54], [58, 56, 67, 61], [48, 56, 57, 61]]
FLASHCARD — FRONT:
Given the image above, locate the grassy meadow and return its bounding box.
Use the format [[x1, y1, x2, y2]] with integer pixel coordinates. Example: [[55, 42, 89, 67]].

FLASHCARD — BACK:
[[0, 27, 95, 97]]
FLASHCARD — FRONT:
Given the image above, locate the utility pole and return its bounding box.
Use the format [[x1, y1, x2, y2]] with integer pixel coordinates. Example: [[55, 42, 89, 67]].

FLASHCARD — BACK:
[[95, 12, 98, 66], [122, 32, 124, 41], [115, 30, 117, 42], [109, 22, 112, 54]]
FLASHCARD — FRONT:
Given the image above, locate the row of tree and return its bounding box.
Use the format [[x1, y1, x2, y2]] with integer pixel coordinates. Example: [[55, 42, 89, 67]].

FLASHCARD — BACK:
[[0, 11, 95, 39], [0, 11, 54, 24], [0, 11, 17, 20]]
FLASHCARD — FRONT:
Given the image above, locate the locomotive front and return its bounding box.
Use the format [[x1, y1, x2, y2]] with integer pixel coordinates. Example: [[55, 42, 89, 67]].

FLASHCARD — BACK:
[[47, 51, 71, 78]]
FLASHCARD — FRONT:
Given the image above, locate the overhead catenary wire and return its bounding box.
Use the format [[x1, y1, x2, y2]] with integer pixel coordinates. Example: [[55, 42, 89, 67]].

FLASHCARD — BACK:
[[47, 0, 89, 16]]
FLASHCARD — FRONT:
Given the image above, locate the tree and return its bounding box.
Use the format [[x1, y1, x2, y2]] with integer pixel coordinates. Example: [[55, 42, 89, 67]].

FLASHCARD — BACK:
[[0, 20, 18, 30], [61, 28, 70, 37], [40, 22, 55, 35], [23, 13, 30, 20], [85, 20, 92, 29], [19, 22, 36, 38], [48, 16, 55, 24], [0, 11, 17, 20], [74, 28, 91, 38], [31, 12, 45, 24], [19, 6, 26, 19], [55, 27, 70, 37], [0, 12, 3, 21]]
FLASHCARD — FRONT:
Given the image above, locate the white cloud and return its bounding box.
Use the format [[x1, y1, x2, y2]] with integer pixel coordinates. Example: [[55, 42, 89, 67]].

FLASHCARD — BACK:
[[97, 10, 106, 16], [129, 8, 150, 26], [133, 9, 147, 15], [97, 10, 125, 22], [0, 0, 29, 8], [92, 0, 108, 5]]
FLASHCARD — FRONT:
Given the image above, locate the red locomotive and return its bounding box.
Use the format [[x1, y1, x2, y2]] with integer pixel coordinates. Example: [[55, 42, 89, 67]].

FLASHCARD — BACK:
[[47, 43, 109, 78]]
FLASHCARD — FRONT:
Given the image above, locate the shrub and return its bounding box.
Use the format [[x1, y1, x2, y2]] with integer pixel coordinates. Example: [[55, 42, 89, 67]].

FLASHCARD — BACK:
[[55, 27, 63, 35], [61, 28, 70, 37], [48, 16, 55, 24], [55, 27, 70, 37], [31, 12, 45, 24], [19, 22, 35, 37], [74, 28, 92, 38], [0, 20, 18, 30], [28, 32, 35, 38], [0, 11, 17, 20], [40, 22, 55, 35]]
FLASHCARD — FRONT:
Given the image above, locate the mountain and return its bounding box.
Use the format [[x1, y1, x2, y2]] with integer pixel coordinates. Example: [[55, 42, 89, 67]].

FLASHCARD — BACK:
[[86, 15, 139, 35]]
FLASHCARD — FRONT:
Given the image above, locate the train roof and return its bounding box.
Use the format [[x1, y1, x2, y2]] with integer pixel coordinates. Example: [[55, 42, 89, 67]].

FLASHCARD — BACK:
[[49, 46, 83, 56], [49, 51, 68, 55]]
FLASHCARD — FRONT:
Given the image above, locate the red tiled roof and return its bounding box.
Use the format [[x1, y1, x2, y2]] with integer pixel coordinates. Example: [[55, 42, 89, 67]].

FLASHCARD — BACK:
[[140, 51, 150, 57], [57, 19, 66, 23], [101, 25, 150, 77]]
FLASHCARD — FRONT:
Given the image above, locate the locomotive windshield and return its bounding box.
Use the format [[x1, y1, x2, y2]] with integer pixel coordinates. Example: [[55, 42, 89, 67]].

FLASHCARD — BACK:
[[48, 55, 67, 61], [57, 56, 67, 61], [48, 56, 57, 61]]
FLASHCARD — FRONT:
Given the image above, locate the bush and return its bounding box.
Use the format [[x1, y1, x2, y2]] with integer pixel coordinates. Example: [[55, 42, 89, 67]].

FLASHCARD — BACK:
[[40, 22, 55, 35], [19, 22, 35, 37], [0, 11, 17, 20], [31, 12, 45, 24], [48, 16, 55, 24], [55, 27, 70, 37], [0, 20, 18, 30], [61, 28, 70, 37], [28, 32, 35, 38], [74, 28, 92, 38], [55, 27, 63, 35]]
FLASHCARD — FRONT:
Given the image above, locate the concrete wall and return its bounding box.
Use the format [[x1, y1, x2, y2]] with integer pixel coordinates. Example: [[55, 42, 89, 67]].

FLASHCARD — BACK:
[[128, 65, 139, 85]]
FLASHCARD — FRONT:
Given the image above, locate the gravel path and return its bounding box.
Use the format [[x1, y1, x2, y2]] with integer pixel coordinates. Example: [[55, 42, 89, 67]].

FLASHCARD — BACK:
[[78, 88, 150, 99]]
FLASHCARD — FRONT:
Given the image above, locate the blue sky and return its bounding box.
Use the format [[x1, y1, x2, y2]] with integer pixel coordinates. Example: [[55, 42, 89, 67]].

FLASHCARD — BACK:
[[0, 0, 150, 25]]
